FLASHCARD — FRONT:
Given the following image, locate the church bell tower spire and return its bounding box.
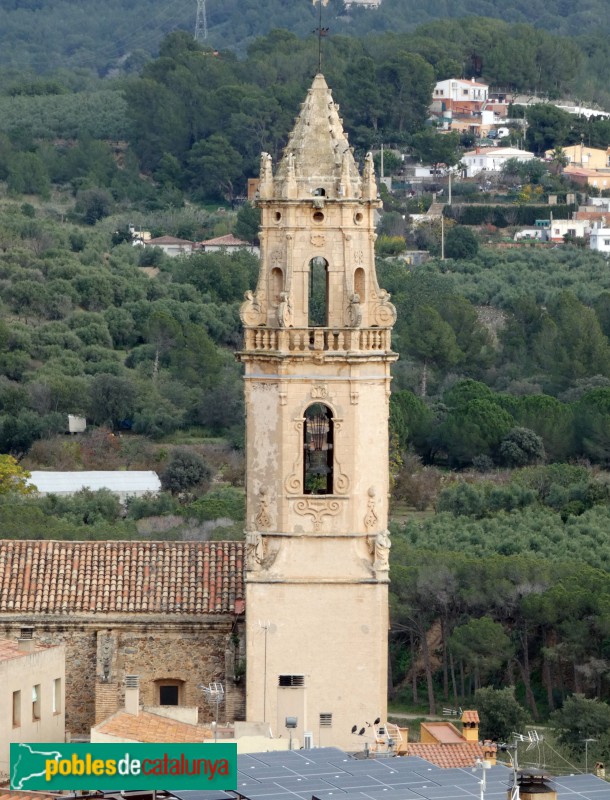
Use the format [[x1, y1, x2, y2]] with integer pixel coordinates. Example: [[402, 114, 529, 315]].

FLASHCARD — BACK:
[[238, 73, 397, 750]]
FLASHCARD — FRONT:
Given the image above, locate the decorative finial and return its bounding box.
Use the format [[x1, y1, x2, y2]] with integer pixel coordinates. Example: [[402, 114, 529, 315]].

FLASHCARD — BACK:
[[312, 0, 330, 73]]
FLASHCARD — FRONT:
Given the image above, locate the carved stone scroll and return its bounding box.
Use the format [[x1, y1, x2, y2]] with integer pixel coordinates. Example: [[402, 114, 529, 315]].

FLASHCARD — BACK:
[[293, 498, 341, 531]]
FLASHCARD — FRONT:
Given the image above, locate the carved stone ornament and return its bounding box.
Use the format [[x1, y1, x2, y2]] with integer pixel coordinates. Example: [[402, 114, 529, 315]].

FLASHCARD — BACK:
[[255, 487, 272, 530], [277, 292, 293, 328], [364, 486, 379, 532], [294, 497, 341, 531], [354, 249, 364, 264], [246, 529, 266, 571], [350, 390, 359, 405], [271, 249, 283, 266], [99, 632, 114, 683], [332, 419, 350, 494], [372, 289, 397, 327], [239, 290, 265, 326], [310, 233, 325, 247], [285, 419, 305, 494], [311, 385, 329, 399], [367, 528, 391, 572], [347, 292, 363, 328]]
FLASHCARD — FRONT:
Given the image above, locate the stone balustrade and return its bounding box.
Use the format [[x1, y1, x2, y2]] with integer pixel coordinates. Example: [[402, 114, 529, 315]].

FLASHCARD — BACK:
[[243, 326, 392, 354]]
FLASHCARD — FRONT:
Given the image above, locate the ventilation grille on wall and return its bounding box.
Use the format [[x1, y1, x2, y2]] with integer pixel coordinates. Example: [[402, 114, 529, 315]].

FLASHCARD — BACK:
[[278, 674, 305, 687], [319, 713, 333, 727], [125, 675, 139, 688]]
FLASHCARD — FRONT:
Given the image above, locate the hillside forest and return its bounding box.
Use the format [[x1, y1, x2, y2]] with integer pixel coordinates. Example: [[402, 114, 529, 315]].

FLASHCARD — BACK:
[[1, 15, 610, 765]]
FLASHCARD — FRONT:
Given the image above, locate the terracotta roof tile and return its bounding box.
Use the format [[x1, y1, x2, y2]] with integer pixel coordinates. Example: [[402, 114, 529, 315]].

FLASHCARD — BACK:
[[462, 710, 479, 723], [421, 722, 465, 744], [0, 541, 244, 616], [408, 742, 487, 768], [95, 710, 213, 743], [197, 233, 250, 247], [0, 638, 54, 661]]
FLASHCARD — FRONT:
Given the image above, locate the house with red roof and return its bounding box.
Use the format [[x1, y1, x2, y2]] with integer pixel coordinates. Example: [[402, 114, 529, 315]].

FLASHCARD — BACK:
[[195, 233, 259, 256]]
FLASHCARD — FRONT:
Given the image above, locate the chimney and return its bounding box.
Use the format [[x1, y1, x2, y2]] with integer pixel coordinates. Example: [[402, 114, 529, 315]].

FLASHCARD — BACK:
[[124, 675, 140, 716], [510, 769, 557, 800], [17, 626, 35, 653]]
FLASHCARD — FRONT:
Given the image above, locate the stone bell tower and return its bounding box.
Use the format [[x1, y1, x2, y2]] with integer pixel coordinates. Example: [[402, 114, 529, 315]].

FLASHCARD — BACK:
[[238, 73, 397, 751]]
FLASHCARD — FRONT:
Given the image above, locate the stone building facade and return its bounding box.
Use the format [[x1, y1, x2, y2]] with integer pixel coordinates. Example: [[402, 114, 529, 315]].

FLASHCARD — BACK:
[[0, 540, 245, 736], [238, 74, 397, 751]]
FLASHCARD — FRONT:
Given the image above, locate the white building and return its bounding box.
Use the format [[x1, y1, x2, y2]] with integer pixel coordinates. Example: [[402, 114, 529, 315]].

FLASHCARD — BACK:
[[195, 233, 259, 256], [589, 221, 610, 254], [144, 236, 195, 256], [461, 146, 536, 178], [432, 78, 488, 107], [27, 470, 161, 502], [548, 218, 591, 242], [0, 631, 65, 775]]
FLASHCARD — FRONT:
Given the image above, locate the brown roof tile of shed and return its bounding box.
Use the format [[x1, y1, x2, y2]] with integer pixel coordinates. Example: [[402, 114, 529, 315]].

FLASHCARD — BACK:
[[95, 709, 213, 743], [0, 540, 244, 615], [407, 742, 486, 769]]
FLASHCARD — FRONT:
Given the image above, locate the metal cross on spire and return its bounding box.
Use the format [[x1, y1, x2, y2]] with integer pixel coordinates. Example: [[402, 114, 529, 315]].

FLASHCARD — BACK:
[[312, 0, 330, 73]]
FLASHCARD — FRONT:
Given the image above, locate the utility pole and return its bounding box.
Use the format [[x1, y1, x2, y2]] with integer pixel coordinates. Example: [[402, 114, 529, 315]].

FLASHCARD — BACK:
[[195, 0, 208, 41]]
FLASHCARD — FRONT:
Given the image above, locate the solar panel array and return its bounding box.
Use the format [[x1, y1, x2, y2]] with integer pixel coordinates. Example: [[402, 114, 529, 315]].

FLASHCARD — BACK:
[[168, 748, 610, 800]]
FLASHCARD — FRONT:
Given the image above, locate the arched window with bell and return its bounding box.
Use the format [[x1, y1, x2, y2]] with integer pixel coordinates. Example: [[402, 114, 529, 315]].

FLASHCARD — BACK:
[[303, 403, 333, 494]]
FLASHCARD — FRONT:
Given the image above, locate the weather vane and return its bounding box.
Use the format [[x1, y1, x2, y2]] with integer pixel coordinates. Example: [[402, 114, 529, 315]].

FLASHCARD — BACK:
[[312, 0, 330, 73]]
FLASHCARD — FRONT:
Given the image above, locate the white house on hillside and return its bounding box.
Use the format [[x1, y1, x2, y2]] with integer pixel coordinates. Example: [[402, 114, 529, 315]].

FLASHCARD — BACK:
[[144, 236, 195, 256], [461, 147, 536, 178], [590, 221, 610, 254], [432, 78, 488, 107], [195, 233, 259, 256]]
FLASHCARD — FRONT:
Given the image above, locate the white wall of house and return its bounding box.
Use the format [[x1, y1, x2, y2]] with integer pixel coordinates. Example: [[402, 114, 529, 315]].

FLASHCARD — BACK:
[[549, 219, 590, 242], [590, 223, 610, 253], [462, 148, 536, 178], [0, 639, 65, 774], [433, 78, 488, 104]]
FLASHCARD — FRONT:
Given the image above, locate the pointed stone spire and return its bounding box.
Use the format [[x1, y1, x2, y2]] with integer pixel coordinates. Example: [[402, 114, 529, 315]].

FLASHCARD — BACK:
[[273, 73, 361, 200]]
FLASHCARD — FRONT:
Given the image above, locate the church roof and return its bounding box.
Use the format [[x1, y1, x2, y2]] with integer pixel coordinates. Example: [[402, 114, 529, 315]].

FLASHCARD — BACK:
[[274, 73, 361, 197], [0, 540, 244, 616], [94, 709, 213, 743]]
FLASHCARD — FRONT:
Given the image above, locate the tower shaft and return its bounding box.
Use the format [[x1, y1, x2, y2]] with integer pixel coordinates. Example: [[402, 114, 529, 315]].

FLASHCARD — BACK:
[[239, 74, 397, 750]]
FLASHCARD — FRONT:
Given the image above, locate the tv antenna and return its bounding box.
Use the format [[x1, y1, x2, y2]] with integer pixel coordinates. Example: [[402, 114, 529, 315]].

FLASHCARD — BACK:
[[195, 0, 208, 41], [312, 0, 330, 73], [198, 681, 224, 741]]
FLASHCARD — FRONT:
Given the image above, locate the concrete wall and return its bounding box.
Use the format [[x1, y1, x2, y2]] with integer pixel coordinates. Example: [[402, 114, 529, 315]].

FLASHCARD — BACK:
[[0, 644, 65, 775]]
